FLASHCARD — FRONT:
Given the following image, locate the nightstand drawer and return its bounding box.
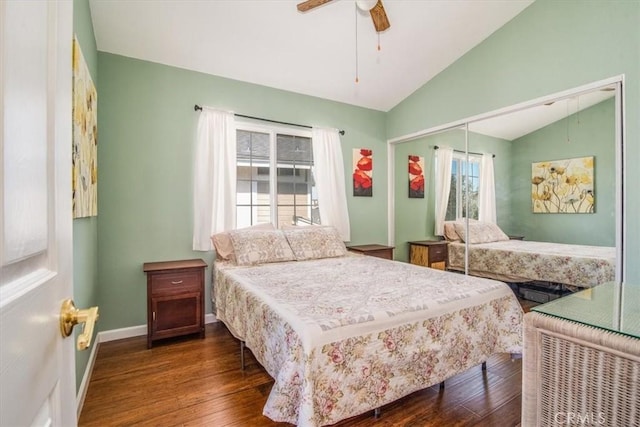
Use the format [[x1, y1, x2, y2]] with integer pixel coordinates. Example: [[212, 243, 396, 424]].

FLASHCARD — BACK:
[[428, 244, 447, 260], [150, 271, 201, 295]]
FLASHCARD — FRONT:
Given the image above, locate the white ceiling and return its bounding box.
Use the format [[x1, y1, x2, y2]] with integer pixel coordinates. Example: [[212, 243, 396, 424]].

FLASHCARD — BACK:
[[89, 0, 534, 112], [469, 88, 616, 141]]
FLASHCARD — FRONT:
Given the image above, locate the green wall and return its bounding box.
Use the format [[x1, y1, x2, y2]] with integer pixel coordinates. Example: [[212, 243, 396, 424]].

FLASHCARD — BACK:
[[387, 0, 639, 283], [96, 53, 388, 332], [73, 0, 99, 393], [510, 99, 615, 246]]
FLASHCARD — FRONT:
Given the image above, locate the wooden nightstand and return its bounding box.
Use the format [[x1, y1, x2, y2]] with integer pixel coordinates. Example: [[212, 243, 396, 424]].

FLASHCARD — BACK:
[[143, 258, 207, 348], [408, 240, 448, 270], [347, 244, 394, 260]]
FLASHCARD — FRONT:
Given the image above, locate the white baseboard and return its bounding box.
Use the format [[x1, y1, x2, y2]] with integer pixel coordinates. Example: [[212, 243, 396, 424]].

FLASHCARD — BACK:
[[99, 324, 147, 343], [76, 338, 99, 419], [76, 314, 218, 415], [98, 313, 218, 343]]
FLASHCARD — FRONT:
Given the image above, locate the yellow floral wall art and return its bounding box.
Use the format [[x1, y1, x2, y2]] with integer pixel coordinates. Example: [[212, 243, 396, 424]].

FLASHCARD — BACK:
[[531, 156, 594, 213], [72, 36, 98, 218]]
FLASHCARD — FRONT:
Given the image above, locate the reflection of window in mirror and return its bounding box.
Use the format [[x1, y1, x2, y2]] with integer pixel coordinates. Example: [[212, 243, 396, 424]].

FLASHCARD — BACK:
[[446, 154, 480, 220]]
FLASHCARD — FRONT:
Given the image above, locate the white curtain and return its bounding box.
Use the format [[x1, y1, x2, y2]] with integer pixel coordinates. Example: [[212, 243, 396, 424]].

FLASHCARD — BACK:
[[434, 147, 454, 236], [192, 108, 236, 251], [478, 153, 497, 223], [311, 127, 351, 241]]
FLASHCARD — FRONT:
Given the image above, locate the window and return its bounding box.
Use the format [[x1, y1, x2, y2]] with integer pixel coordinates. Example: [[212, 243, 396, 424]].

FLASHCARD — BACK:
[[236, 125, 319, 228], [445, 154, 480, 221]]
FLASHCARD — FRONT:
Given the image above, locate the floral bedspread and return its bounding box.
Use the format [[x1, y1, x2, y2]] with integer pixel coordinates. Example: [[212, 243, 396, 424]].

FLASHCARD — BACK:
[[213, 255, 523, 426], [448, 240, 615, 288]]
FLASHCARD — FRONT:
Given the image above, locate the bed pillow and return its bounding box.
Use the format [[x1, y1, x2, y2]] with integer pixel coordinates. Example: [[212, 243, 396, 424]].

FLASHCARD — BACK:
[[443, 218, 479, 241], [443, 221, 462, 242], [283, 226, 348, 261], [229, 228, 295, 266], [211, 223, 275, 261], [453, 221, 509, 244]]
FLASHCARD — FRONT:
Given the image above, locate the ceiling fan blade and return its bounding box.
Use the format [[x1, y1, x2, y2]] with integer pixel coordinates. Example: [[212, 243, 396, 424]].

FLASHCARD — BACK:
[[370, 0, 390, 32], [297, 0, 333, 12]]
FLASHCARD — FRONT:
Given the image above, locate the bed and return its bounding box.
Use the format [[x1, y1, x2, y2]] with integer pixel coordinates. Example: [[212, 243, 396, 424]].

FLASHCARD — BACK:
[[443, 220, 616, 289], [211, 224, 523, 426]]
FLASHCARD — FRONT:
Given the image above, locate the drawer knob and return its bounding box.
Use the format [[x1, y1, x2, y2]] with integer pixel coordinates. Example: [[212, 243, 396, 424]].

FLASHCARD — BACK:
[[171, 280, 184, 285]]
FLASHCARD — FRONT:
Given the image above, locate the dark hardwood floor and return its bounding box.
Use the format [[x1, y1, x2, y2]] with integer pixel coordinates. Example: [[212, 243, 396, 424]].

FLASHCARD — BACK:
[[79, 299, 537, 427]]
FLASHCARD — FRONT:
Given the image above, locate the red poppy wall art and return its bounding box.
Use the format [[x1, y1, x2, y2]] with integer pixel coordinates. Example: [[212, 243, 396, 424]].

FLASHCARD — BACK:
[[408, 155, 425, 198], [353, 148, 373, 197]]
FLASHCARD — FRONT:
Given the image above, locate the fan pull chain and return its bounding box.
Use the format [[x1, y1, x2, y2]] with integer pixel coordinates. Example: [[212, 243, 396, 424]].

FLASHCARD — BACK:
[[378, 32, 381, 51], [566, 99, 571, 143], [355, 3, 359, 83]]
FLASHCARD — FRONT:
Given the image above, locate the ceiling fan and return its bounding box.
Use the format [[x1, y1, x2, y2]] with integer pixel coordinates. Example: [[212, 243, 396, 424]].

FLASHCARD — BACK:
[[296, 0, 390, 32]]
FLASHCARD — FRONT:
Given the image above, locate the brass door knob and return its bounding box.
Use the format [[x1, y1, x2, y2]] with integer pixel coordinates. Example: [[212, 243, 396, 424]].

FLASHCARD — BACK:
[[59, 299, 99, 350]]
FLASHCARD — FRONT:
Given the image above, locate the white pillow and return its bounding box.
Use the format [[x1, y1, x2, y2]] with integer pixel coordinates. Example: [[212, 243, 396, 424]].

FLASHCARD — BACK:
[[443, 221, 461, 242], [283, 226, 347, 261], [454, 221, 509, 244], [229, 228, 295, 266], [211, 223, 275, 261], [443, 218, 480, 241]]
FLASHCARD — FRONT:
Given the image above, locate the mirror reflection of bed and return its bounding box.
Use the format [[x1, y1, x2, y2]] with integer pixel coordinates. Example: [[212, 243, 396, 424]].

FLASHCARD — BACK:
[[450, 86, 616, 302], [440, 83, 619, 302]]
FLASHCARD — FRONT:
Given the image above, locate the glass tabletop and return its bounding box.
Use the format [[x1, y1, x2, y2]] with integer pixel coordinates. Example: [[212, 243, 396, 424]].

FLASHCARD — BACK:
[[532, 282, 640, 339]]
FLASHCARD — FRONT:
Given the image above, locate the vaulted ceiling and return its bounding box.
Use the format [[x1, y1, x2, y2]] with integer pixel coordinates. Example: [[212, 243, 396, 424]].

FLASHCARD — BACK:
[[89, 0, 534, 112]]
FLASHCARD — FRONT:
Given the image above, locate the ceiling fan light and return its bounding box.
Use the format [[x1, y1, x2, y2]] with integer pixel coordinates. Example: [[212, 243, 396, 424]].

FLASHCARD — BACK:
[[356, 0, 377, 12]]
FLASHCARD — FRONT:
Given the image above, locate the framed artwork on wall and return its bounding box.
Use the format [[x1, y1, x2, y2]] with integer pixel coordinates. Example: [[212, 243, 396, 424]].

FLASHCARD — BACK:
[[408, 155, 425, 198], [353, 148, 373, 197], [72, 35, 98, 218], [531, 156, 594, 213]]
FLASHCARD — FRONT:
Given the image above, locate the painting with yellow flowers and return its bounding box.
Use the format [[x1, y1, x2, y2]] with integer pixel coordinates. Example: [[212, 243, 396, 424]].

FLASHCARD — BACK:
[[531, 156, 594, 213], [72, 36, 98, 218]]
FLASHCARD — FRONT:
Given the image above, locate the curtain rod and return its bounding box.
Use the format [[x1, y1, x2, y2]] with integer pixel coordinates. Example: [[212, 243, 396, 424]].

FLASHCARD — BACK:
[[434, 145, 495, 158], [194, 105, 345, 136]]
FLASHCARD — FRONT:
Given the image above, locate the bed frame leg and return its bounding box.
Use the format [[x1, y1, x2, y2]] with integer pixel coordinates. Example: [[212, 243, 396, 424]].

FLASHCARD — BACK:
[[240, 340, 246, 370], [374, 407, 381, 418], [482, 361, 487, 371], [439, 381, 445, 391]]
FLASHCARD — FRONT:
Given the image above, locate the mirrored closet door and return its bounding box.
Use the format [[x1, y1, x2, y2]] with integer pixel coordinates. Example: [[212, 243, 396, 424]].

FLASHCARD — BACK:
[[391, 77, 624, 289], [393, 125, 468, 266]]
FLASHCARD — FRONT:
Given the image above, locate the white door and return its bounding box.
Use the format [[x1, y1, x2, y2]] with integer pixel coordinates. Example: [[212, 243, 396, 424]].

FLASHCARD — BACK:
[[0, 1, 76, 426]]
